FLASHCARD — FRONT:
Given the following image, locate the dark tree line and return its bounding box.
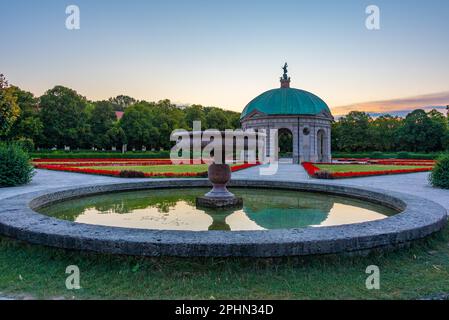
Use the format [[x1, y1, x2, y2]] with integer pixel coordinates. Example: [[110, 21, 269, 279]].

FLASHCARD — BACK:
[[0, 75, 241, 150], [2, 74, 448, 153], [332, 111, 449, 153]]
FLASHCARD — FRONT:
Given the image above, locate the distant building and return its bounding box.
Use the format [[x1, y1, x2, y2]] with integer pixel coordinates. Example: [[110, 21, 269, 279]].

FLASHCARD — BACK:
[[115, 111, 124, 121]]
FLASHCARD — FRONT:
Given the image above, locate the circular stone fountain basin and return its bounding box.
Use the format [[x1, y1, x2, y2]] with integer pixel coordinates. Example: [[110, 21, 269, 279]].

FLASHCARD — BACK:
[[0, 179, 446, 257], [37, 188, 396, 232]]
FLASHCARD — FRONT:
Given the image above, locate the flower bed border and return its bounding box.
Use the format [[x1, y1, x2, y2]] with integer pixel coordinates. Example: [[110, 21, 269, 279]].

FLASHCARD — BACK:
[[302, 162, 433, 179], [34, 162, 259, 178], [334, 158, 436, 166]]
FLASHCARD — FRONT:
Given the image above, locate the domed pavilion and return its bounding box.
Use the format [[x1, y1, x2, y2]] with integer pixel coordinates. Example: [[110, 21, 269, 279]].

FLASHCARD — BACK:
[[240, 64, 333, 164]]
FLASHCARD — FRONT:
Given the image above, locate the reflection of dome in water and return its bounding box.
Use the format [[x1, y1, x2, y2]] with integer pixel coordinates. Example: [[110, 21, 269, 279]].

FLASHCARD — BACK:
[[240, 190, 334, 229], [244, 207, 329, 229]]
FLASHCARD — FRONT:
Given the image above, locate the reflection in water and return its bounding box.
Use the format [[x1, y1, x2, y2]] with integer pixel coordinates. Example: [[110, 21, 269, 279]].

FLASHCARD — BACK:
[[38, 188, 396, 231]]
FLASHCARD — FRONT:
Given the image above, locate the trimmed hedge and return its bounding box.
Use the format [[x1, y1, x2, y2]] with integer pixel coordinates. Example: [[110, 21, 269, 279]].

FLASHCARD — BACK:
[[430, 154, 449, 189], [0, 143, 35, 187]]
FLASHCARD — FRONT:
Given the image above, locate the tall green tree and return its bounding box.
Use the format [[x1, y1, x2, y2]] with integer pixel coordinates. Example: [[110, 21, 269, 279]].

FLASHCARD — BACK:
[[369, 115, 403, 152], [39, 86, 90, 148], [152, 100, 186, 149], [6, 86, 43, 143], [108, 95, 137, 111], [205, 107, 230, 131], [119, 102, 159, 149], [332, 111, 373, 152], [89, 101, 117, 148], [184, 105, 206, 130], [397, 109, 446, 152], [0, 74, 20, 136], [107, 123, 127, 149], [428, 109, 449, 151], [225, 110, 241, 129]]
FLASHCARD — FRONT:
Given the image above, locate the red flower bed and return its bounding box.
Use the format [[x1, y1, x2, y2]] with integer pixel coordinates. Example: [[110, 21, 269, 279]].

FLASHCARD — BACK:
[[302, 162, 433, 179], [302, 162, 321, 176], [36, 161, 174, 167], [334, 158, 436, 166], [230, 163, 260, 172], [33, 158, 213, 167], [33, 158, 174, 165], [330, 167, 432, 178], [369, 159, 436, 166], [34, 162, 260, 178], [33, 158, 170, 163]]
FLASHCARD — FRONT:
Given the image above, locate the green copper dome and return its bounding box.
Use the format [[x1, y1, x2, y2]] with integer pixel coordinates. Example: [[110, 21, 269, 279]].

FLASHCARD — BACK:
[[241, 87, 331, 120]]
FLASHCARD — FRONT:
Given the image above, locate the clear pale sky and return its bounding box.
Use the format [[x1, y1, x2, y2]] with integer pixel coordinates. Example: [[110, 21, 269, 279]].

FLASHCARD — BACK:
[[1, 0, 449, 115]]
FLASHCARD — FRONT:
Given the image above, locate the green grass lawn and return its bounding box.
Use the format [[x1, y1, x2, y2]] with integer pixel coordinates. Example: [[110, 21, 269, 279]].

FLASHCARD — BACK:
[[82, 164, 210, 174], [1, 227, 449, 300], [315, 164, 432, 173]]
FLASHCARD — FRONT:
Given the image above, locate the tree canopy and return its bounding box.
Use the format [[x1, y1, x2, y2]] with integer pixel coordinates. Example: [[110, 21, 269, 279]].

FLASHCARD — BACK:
[[39, 86, 90, 148], [0, 74, 20, 136], [332, 110, 448, 153], [1, 73, 448, 154]]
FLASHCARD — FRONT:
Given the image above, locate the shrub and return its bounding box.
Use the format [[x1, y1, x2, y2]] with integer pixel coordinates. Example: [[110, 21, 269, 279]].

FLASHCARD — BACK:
[[15, 138, 35, 153], [314, 170, 334, 179], [429, 154, 449, 189], [119, 170, 145, 178], [0, 143, 35, 187]]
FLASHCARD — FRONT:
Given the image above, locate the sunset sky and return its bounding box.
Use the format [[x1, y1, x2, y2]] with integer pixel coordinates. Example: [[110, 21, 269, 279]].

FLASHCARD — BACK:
[[1, 0, 449, 115]]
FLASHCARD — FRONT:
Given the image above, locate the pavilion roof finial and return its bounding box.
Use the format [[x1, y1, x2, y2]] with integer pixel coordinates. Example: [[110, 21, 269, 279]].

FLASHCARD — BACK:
[[280, 62, 291, 88]]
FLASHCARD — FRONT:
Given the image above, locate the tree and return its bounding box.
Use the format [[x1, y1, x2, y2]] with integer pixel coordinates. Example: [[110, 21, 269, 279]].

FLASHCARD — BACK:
[[332, 111, 372, 152], [108, 95, 137, 111], [184, 105, 206, 129], [225, 110, 241, 129], [151, 100, 186, 149], [0, 74, 8, 89], [89, 101, 117, 148], [6, 86, 43, 143], [397, 109, 446, 152], [428, 109, 449, 151], [0, 74, 20, 136], [205, 107, 230, 131], [106, 123, 127, 149], [369, 115, 402, 152], [119, 102, 158, 149], [39, 86, 90, 148]]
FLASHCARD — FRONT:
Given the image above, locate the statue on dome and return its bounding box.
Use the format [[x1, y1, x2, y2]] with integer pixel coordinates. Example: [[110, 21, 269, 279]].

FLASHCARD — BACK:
[[282, 63, 288, 80]]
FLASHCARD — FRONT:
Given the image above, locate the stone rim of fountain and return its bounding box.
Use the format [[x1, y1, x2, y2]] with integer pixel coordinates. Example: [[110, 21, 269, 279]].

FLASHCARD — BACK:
[[0, 179, 446, 257]]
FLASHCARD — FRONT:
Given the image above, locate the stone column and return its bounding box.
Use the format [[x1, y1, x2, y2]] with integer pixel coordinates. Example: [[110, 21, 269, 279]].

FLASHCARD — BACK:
[[301, 126, 311, 162], [292, 125, 300, 164], [326, 126, 332, 162], [310, 128, 318, 163]]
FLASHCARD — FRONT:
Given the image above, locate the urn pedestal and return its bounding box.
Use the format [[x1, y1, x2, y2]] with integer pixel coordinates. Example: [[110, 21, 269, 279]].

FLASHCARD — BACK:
[[196, 163, 243, 209]]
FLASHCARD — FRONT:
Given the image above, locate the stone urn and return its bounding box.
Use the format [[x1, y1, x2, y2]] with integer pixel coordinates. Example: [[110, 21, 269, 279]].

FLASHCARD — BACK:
[[205, 163, 233, 198], [196, 163, 243, 209]]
